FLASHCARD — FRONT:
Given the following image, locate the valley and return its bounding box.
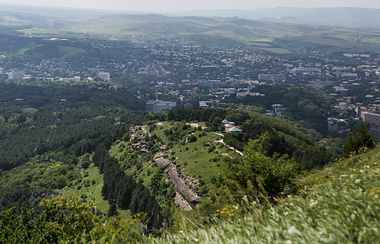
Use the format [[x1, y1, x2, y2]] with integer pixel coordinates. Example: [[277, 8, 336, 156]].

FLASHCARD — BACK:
[[0, 4, 380, 243]]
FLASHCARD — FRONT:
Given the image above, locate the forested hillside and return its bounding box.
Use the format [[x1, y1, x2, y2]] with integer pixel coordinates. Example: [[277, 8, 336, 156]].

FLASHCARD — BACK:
[[148, 145, 380, 243], [0, 101, 378, 242], [0, 82, 148, 213], [0, 78, 377, 242], [0, 4, 379, 242]]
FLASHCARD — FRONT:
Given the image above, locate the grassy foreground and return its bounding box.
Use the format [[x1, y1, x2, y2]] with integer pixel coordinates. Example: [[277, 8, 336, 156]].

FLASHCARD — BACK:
[[146, 147, 380, 243]]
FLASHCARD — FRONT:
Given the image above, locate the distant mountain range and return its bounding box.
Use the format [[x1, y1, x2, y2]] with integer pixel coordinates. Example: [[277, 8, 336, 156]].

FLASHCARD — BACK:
[[167, 7, 380, 29], [1, 4, 380, 54], [0, 4, 380, 29]]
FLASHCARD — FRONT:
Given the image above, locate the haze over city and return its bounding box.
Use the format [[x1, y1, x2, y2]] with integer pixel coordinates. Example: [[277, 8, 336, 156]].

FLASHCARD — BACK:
[[0, 0, 379, 12]]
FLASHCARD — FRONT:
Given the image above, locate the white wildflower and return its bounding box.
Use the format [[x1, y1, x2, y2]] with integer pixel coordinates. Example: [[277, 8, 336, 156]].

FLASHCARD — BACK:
[[288, 226, 301, 235], [242, 195, 249, 204], [355, 179, 361, 184], [310, 200, 318, 207]]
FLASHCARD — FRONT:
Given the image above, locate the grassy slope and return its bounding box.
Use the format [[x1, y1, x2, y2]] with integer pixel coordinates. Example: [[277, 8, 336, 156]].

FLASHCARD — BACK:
[[57, 159, 131, 219], [109, 139, 160, 189], [147, 147, 380, 243], [0, 154, 127, 217], [154, 122, 231, 194], [109, 121, 231, 198]]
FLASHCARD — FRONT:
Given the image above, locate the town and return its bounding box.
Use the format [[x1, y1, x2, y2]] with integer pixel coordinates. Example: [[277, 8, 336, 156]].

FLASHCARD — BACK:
[[1, 37, 380, 140]]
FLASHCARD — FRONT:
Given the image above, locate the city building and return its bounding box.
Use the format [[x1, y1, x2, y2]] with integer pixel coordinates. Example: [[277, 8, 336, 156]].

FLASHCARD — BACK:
[[60, 76, 81, 82], [328, 117, 338, 134], [258, 73, 285, 82], [272, 104, 286, 115], [146, 100, 176, 112], [361, 112, 380, 126], [226, 126, 243, 134], [340, 72, 358, 80], [369, 127, 380, 141], [147, 66, 168, 76], [97, 72, 111, 81], [8, 70, 25, 80], [198, 100, 228, 108]]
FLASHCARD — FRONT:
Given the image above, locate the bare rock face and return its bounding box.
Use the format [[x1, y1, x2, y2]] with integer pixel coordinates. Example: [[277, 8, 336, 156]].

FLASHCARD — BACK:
[[130, 126, 201, 211], [174, 192, 193, 211], [154, 153, 201, 210], [129, 126, 141, 141], [165, 165, 201, 204], [153, 153, 171, 168]]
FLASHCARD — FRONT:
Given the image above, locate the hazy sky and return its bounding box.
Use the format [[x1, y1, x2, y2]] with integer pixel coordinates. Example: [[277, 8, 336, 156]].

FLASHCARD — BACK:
[[0, 0, 379, 12]]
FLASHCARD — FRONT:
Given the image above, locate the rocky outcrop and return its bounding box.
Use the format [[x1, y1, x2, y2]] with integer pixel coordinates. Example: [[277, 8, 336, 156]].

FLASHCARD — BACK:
[[153, 153, 171, 168], [130, 126, 201, 211], [154, 153, 201, 210], [130, 126, 150, 152], [174, 192, 193, 211], [129, 126, 142, 141], [165, 164, 201, 204]]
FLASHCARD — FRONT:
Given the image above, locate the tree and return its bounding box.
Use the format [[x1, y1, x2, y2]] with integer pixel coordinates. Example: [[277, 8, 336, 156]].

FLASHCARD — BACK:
[[0, 196, 145, 243], [226, 132, 300, 200], [107, 202, 119, 217], [343, 122, 376, 157]]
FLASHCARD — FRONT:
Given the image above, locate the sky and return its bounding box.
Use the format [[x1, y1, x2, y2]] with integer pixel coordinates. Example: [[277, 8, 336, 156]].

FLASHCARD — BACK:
[[0, 0, 379, 12]]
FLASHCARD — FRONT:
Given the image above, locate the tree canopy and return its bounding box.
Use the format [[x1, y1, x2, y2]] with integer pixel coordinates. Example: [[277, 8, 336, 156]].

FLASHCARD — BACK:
[[343, 122, 376, 157]]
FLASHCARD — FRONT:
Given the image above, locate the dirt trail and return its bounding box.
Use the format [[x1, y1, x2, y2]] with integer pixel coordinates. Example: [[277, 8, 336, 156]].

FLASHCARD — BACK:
[[213, 132, 244, 156]]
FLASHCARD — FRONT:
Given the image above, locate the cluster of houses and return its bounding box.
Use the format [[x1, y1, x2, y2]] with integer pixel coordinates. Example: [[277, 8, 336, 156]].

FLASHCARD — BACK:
[[221, 119, 243, 133]]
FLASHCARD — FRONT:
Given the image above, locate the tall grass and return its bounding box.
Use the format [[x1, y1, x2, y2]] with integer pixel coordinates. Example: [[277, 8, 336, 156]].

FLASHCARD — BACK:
[[146, 148, 380, 243]]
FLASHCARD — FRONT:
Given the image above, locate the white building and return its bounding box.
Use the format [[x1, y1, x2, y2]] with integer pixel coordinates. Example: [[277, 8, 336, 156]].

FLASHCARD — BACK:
[[8, 70, 25, 80], [258, 73, 285, 82], [146, 100, 176, 112], [361, 112, 380, 126], [97, 72, 111, 81]]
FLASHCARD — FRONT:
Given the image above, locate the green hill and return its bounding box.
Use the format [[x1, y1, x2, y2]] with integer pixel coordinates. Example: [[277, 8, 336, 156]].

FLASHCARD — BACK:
[[147, 146, 380, 243], [1, 101, 379, 242], [1, 127, 378, 242]]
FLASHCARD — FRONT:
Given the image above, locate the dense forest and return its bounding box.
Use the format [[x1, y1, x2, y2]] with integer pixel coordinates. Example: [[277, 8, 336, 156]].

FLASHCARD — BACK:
[[0, 82, 150, 214]]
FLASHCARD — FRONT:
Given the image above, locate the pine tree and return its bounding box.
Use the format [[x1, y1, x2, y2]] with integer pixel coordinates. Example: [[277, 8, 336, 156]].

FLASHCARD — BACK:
[[343, 122, 376, 157], [107, 202, 118, 217]]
